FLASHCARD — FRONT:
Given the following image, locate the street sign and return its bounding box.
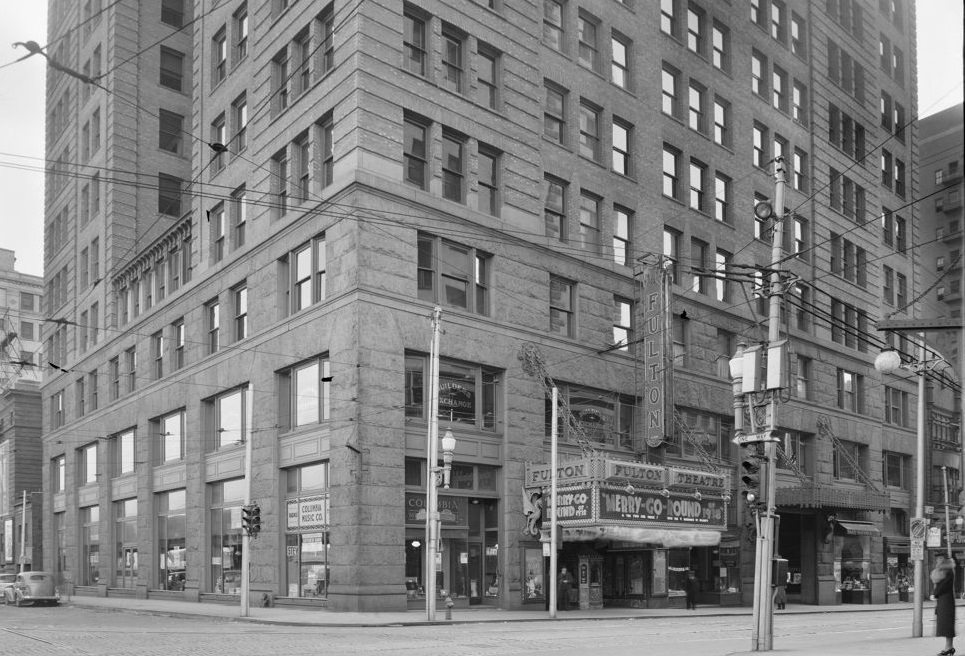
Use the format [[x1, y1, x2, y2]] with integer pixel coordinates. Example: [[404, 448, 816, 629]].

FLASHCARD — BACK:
[[732, 431, 779, 445], [911, 540, 924, 561], [911, 517, 927, 540]]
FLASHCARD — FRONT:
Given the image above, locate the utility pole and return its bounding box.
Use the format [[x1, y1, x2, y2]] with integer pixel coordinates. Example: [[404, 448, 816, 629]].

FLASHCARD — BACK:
[[425, 307, 442, 621], [19, 490, 26, 574], [241, 383, 253, 617]]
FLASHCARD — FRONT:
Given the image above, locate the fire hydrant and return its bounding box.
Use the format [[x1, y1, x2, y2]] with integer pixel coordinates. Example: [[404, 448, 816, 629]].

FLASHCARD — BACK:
[[445, 595, 454, 620]]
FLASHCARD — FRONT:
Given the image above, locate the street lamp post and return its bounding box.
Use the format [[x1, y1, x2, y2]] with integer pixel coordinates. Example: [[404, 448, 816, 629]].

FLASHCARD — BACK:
[[874, 340, 930, 638]]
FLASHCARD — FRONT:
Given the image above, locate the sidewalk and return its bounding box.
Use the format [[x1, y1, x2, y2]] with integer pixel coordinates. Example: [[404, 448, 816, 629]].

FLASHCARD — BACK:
[[58, 594, 924, 627]]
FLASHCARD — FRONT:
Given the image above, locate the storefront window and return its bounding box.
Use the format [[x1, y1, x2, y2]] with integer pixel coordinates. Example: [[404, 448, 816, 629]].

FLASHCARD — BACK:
[[404, 459, 500, 605], [838, 535, 870, 592], [54, 512, 67, 588], [80, 505, 100, 586], [545, 384, 635, 449], [522, 547, 544, 602], [404, 353, 501, 431], [157, 489, 186, 590], [114, 498, 138, 589], [210, 478, 245, 593], [286, 532, 329, 597], [285, 461, 330, 598], [667, 548, 691, 595]]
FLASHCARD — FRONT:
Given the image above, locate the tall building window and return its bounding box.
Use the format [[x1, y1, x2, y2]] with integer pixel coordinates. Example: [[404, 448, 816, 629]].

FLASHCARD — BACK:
[[611, 34, 629, 88], [294, 29, 312, 96], [80, 505, 100, 586], [578, 192, 601, 253], [282, 234, 327, 314], [714, 173, 730, 223], [272, 48, 290, 113], [477, 147, 499, 216], [663, 145, 680, 199], [543, 0, 564, 51], [577, 14, 599, 70], [549, 276, 575, 337], [686, 7, 704, 53], [209, 387, 249, 450], [109, 356, 120, 400], [441, 27, 465, 93], [715, 250, 731, 301], [663, 227, 680, 283], [280, 356, 331, 429], [713, 98, 729, 146], [792, 81, 807, 124], [836, 369, 864, 414], [159, 410, 185, 462], [578, 102, 601, 162], [790, 12, 806, 58], [206, 300, 220, 354], [210, 203, 225, 263], [662, 64, 679, 118], [158, 109, 184, 154], [79, 442, 98, 485], [752, 123, 767, 169], [751, 50, 766, 97], [688, 82, 705, 133], [173, 319, 185, 370], [613, 296, 632, 351], [417, 233, 491, 315], [232, 94, 248, 151], [660, 0, 676, 36], [233, 284, 248, 341], [158, 173, 182, 216], [317, 117, 334, 188], [161, 0, 184, 27], [231, 186, 247, 249], [233, 4, 248, 61], [272, 148, 289, 216], [295, 135, 310, 203], [613, 206, 631, 266], [403, 9, 427, 75], [544, 176, 567, 241], [478, 45, 499, 108], [403, 117, 428, 189], [689, 160, 705, 212], [152, 331, 164, 379], [115, 429, 135, 476], [442, 132, 466, 203], [318, 7, 335, 75], [611, 119, 630, 176], [793, 149, 808, 191], [712, 22, 729, 71], [544, 83, 566, 144], [125, 346, 137, 393], [690, 238, 707, 294], [772, 66, 788, 111], [159, 47, 185, 91], [212, 27, 227, 84]]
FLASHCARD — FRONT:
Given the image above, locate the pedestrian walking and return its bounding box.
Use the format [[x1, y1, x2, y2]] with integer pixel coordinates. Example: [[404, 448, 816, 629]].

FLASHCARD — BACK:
[[684, 570, 699, 610], [772, 581, 787, 610], [931, 555, 957, 655]]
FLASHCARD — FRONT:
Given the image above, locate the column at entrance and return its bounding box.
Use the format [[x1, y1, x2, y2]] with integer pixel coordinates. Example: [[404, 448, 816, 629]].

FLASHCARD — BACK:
[[578, 554, 604, 609]]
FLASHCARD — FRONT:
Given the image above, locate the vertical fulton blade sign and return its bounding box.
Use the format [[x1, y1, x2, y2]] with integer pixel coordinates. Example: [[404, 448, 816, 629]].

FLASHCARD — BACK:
[[638, 262, 672, 451]]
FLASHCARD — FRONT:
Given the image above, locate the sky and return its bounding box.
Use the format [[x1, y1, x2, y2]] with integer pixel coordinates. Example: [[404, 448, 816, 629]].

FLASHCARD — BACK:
[[0, 2, 962, 279]]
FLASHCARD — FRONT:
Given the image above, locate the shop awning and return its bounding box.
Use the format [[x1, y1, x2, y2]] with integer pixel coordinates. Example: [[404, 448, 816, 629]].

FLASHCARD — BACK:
[[775, 485, 890, 511], [836, 520, 880, 536], [562, 525, 722, 548]]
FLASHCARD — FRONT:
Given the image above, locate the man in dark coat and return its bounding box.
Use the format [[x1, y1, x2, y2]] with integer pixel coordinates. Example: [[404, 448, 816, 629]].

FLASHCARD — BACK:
[[932, 557, 956, 655], [557, 567, 573, 610], [684, 570, 699, 610]]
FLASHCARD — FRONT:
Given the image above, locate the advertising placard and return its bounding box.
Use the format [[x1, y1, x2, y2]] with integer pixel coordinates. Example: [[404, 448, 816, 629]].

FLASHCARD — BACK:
[[598, 487, 726, 527]]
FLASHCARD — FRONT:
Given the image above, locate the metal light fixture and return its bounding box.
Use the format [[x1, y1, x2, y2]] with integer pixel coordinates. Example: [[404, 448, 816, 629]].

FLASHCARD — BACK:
[[873, 348, 903, 374], [440, 429, 456, 489]]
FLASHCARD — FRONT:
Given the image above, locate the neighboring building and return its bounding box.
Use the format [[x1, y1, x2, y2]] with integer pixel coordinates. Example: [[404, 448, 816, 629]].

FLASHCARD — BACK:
[[0, 249, 44, 572], [919, 103, 964, 572], [42, 0, 929, 612]]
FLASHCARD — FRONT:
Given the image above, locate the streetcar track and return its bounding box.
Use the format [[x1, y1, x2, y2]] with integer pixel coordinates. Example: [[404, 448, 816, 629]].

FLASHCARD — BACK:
[[3, 626, 91, 653]]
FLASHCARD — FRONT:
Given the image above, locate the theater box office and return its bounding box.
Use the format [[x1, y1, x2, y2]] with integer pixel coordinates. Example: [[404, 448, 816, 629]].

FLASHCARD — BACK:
[[522, 458, 729, 609]]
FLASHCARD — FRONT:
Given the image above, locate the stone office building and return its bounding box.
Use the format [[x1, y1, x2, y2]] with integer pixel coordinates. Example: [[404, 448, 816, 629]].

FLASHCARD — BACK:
[[42, 0, 929, 611]]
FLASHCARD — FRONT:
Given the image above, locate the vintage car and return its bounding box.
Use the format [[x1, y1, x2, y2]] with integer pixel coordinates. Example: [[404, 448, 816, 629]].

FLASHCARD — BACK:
[[2, 571, 60, 606]]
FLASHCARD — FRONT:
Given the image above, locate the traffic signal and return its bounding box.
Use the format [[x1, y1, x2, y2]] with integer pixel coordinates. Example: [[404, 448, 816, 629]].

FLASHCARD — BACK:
[[250, 504, 262, 536], [740, 446, 764, 511], [242, 504, 262, 537]]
